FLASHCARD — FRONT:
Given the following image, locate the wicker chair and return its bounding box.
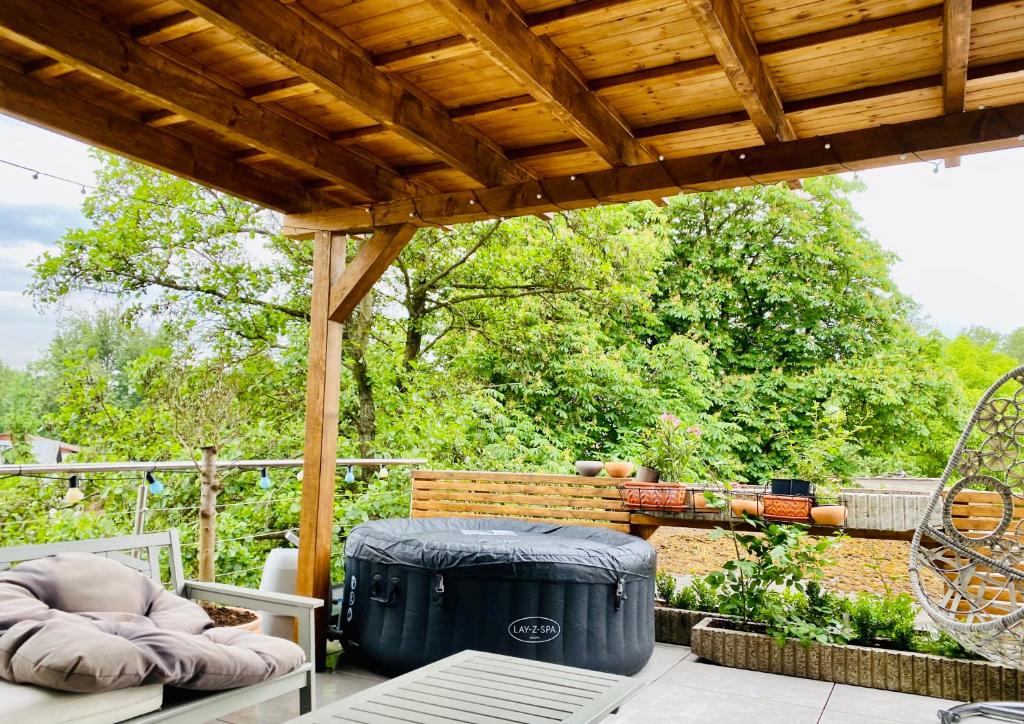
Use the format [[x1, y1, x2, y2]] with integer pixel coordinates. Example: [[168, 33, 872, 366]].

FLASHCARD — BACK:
[[911, 365, 1024, 723]]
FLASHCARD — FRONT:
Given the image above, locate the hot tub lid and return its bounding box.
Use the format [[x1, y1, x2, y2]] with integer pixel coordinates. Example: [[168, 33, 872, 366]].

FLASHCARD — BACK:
[[345, 517, 654, 583]]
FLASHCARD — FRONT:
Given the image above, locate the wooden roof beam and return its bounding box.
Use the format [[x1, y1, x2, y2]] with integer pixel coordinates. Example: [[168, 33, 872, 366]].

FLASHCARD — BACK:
[[285, 102, 1024, 234], [685, 0, 795, 143], [177, 0, 529, 187], [427, 0, 654, 167], [942, 0, 972, 167], [0, 64, 317, 213], [0, 0, 416, 203]]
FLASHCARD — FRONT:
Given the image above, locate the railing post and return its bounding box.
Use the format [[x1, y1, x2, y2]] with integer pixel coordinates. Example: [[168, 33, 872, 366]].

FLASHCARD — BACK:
[[198, 445, 220, 582]]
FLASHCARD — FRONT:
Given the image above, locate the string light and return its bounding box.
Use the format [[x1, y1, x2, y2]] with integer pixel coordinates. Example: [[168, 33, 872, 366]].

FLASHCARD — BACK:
[[738, 153, 746, 160], [63, 475, 84, 504], [344, 466, 356, 483], [824, 143, 831, 150], [146, 471, 164, 495], [378, 465, 389, 479], [0, 159, 327, 234], [258, 467, 272, 490]]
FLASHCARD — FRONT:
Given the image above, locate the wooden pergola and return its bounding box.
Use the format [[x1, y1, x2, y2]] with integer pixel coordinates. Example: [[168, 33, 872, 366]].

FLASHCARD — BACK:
[[3, 0, 1024, 651]]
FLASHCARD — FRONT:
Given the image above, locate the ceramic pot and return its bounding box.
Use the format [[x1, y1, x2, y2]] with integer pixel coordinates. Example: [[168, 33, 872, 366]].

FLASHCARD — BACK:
[[729, 498, 764, 518], [810, 505, 847, 526], [635, 466, 661, 483], [604, 461, 635, 478], [575, 460, 603, 476], [691, 490, 708, 509]]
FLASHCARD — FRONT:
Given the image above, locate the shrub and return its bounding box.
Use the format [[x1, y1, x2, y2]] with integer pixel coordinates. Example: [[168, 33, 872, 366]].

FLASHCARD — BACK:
[[670, 577, 719, 612], [655, 569, 677, 602]]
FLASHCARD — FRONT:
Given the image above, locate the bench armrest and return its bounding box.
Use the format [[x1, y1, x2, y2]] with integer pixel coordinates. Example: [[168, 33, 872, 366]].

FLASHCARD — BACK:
[[184, 580, 323, 614], [184, 580, 323, 664]]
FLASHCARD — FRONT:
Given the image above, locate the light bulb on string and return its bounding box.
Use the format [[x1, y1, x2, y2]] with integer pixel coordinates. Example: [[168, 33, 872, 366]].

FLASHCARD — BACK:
[[378, 465, 389, 479], [32, 172, 38, 180], [146, 471, 164, 495], [64, 475, 84, 504], [258, 467, 272, 490], [344, 466, 356, 484]]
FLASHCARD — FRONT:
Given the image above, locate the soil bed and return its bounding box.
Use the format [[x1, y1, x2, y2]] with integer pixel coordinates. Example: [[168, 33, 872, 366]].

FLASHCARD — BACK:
[[201, 602, 258, 627], [652, 527, 918, 596]]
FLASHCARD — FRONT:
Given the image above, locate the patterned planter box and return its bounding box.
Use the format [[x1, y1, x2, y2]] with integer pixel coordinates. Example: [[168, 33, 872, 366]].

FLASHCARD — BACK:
[[691, 618, 1024, 701]]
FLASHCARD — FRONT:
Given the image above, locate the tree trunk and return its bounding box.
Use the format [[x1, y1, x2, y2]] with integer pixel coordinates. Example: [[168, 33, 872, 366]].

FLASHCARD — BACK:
[[403, 290, 428, 369], [346, 294, 376, 460], [197, 445, 220, 582]]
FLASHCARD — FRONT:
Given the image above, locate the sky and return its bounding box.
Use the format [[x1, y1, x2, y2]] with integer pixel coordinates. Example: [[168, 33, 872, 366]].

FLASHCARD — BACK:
[[0, 115, 1023, 368]]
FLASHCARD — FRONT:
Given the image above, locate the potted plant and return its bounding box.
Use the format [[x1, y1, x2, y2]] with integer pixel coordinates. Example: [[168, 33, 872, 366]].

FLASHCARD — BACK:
[[810, 491, 847, 526], [621, 413, 705, 512]]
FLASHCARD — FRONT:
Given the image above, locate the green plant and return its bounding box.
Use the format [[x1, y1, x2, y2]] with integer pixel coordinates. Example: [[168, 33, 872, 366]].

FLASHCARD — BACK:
[[643, 413, 706, 482], [845, 590, 916, 650], [655, 569, 677, 602], [911, 631, 981, 660], [669, 577, 719, 612], [705, 519, 844, 635]]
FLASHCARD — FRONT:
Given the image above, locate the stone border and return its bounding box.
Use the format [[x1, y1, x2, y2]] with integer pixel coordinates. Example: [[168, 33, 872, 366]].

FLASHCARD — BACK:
[[654, 605, 715, 646], [690, 617, 1024, 701]]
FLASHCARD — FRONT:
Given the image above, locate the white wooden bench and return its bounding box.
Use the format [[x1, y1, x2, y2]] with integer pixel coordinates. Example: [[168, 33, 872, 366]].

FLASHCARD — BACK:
[[0, 530, 322, 723], [288, 650, 642, 724]]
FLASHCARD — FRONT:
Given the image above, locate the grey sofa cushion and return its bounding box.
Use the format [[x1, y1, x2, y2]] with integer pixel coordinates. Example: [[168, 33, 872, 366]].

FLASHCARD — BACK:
[[0, 553, 304, 693]]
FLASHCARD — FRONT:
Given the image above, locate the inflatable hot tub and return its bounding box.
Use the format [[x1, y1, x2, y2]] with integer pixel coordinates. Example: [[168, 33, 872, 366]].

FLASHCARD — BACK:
[[339, 517, 655, 676]]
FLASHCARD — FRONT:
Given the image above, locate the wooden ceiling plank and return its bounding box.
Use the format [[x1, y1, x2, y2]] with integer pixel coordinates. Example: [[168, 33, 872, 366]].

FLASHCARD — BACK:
[[0, 0, 412, 203], [177, 0, 528, 187], [428, 0, 654, 166], [132, 11, 207, 46], [284, 102, 1024, 233], [686, 0, 796, 143], [0, 64, 315, 213]]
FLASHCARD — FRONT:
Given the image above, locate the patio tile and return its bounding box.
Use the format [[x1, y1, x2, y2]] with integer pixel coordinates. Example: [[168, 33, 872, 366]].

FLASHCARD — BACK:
[[825, 683, 960, 723], [657, 658, 834, 709], [631, 643, 691, 682], [612, 681, 821, 723]]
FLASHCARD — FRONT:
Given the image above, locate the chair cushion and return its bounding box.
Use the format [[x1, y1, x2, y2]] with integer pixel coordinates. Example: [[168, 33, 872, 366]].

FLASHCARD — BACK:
[[0, 553, 305, 693], [0, 678, 162, 723]]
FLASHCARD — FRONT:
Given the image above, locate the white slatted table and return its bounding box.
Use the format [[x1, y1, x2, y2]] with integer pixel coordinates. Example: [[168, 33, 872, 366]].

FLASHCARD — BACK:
[[288, 650, 643, 724]]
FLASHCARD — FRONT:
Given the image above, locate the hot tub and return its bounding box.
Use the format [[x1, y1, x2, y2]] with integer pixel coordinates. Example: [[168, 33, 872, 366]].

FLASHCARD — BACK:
[[339, 517, 655, 676]]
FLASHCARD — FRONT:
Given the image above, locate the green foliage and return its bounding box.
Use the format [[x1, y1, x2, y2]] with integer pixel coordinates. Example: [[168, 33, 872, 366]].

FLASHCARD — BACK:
[[669, 577, 719, 613], [6, 152, 1009, 586], [655, 569, 677, 601], [845, 590, 916, 649], [705, 519, 844, 632]]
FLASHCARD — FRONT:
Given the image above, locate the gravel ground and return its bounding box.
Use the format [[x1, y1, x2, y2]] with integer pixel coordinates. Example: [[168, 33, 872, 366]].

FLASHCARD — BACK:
[[651, 527, 917, 596]]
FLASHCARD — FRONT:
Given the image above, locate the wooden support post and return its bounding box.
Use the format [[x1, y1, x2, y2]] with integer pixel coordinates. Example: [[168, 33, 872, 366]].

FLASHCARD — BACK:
[[297, 230, 347, 669], [197, 445, 220, 582]]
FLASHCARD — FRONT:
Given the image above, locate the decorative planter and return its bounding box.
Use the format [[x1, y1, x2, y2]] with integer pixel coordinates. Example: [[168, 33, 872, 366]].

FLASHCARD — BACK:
[[604, 461, 634, 478], [762, 493, 812, 521], [729, 498, 764, 518], [619, 481, 688, 512], [635, 465, 661, 483], [810, 504, 847, 526], [575, 460, 603, 476], [691, 618, 1024, 701]]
